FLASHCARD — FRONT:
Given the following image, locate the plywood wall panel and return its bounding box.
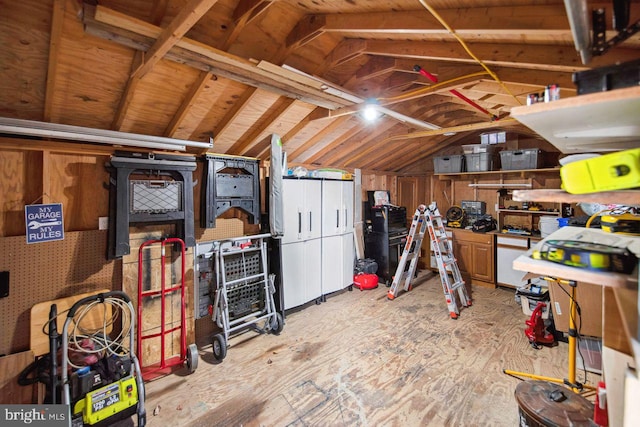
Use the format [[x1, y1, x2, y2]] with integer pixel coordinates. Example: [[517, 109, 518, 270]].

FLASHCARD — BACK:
[[0, 0, 50, 121], [51, 0, 134, 129], [0, 150, 42, 237], [120, 62, 202, 136], [48, 153, 110, 231]]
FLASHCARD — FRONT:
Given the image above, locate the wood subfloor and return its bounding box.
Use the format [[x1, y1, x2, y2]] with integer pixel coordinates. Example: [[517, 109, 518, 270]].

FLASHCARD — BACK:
[[137, 272, 601, 426]]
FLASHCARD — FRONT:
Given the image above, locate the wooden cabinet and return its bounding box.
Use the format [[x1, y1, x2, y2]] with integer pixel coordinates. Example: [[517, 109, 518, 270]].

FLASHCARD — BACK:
[[451, 229, 494, 288]]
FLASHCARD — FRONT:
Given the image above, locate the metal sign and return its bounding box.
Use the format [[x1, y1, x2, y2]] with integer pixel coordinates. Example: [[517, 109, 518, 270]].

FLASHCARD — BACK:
[[25, 203, 64, 244]]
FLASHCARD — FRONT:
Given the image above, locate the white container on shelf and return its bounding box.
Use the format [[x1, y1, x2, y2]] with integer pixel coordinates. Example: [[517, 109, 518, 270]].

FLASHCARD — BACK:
[[539, 215, 559, 237]]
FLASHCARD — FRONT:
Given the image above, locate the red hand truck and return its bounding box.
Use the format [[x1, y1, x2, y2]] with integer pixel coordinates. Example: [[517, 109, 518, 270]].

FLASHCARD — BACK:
[[137, 237, 198, 381]]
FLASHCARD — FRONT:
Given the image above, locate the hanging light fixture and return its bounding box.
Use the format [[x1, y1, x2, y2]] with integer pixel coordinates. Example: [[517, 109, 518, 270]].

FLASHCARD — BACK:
[[362, 100, 381, 122]]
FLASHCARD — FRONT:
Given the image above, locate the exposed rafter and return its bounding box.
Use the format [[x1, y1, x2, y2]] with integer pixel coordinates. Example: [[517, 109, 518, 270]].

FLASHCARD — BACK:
[[109, 0, 220, 129]]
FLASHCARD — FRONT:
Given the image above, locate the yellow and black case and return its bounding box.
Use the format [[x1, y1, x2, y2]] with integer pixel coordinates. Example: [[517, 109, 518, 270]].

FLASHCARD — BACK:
[[560, 148, 640, 194], [601, 213, 640, 235]]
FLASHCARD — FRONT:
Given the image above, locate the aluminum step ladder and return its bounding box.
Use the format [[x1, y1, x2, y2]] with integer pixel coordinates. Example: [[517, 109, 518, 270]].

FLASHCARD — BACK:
[[387, 204, 430, 300], [425, 202, 472, 319]]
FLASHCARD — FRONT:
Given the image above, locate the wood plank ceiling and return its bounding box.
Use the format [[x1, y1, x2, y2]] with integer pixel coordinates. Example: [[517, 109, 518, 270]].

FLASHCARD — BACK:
[[1, 0, 639, 173]]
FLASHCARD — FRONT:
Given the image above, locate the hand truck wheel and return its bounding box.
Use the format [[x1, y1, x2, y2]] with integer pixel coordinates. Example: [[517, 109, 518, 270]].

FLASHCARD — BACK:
[[269, 313, 284, 335], [186, 343, 199, 373], [212, 333, 227, 362]]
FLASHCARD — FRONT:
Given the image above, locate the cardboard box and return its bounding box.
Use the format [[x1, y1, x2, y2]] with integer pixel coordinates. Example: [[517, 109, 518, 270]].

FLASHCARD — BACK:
[[548, 281, 603, 338]]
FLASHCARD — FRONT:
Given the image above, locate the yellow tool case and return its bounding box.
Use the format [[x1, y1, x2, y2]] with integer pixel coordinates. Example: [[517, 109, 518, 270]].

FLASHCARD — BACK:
[[601, 213, 640, 235], [560, 148, 640, 194]]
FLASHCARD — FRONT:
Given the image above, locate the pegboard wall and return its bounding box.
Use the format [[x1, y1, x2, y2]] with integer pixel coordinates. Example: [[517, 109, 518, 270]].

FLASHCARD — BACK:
[[0, 230, 121, 356]]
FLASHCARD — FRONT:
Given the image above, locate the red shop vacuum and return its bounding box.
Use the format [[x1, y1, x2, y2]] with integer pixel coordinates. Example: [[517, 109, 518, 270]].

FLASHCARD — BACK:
[[525, 301, 555, 349]]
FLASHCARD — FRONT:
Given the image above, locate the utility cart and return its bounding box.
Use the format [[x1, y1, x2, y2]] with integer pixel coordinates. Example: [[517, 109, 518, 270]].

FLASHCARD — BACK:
[[211, 233, 283, 361]]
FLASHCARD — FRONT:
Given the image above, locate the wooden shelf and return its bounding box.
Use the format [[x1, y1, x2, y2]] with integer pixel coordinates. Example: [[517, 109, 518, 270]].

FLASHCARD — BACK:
[[512, 226, 640, 289], [512, 189, 640, 204], [436, 167, 559, 179], [511, 86, 640, 154], [498, 209, 559, 215]]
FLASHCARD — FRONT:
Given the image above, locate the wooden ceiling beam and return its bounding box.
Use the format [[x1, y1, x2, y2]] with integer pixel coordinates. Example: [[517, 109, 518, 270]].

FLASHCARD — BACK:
[[316, 5, 571, 33], [355, 56, 396, 80], [165, 71, 215, 137], [43, 0, 65, 122], [86, 5, 352, 110], [324, 120, 398, 166], [323, 39, 367, 70], [305, 121, 365, 165], [288, 115, 353, 162], [341, 122, 407, 167], [286, 14, 326, 49], [133, 0, 220, 80], [228, 97, 297, 155], [111, 52, 143, 130], [223, 0, 273, 50], [212, 87, 260, 142], [358, 40, 640, 73], [109, 0, 219, 130], [254, 108, 316, 159]]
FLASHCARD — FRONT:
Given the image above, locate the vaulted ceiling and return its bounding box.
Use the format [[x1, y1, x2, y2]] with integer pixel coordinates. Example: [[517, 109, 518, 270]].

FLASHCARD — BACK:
[[1, 0, 639, 173]]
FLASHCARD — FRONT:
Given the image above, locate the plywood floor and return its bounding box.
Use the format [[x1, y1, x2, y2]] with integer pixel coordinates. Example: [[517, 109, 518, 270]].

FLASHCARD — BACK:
[[136, 272, 601, 426]]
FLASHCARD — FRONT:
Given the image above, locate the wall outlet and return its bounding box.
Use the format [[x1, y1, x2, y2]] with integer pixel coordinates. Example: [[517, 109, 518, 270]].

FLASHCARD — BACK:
[[99, 217, 109, 230]]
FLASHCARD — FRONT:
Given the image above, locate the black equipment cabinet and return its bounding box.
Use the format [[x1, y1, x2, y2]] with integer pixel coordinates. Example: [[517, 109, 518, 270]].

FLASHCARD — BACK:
[[364, 204, 407, 285]]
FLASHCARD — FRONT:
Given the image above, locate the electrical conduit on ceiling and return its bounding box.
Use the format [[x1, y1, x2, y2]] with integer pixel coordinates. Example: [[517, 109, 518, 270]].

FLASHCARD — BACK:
[[417, 0, 522, 106]]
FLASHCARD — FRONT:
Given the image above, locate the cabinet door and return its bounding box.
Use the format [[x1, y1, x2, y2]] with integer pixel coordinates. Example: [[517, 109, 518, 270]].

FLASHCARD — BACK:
[[496, 237, 529, 287], [453, 240, 472, 274], [322, 180, 342, 237], [321, 234, 343, 295], [305, 180, 322, 240], [281, 242, 306, 309], [341, 181, 354, 233], [282, 180, 304, 244], [472, 243, 494, 282], [304, 238, 322, 302], [342, 233, 354, 288], [281, 239, 322, 309]]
